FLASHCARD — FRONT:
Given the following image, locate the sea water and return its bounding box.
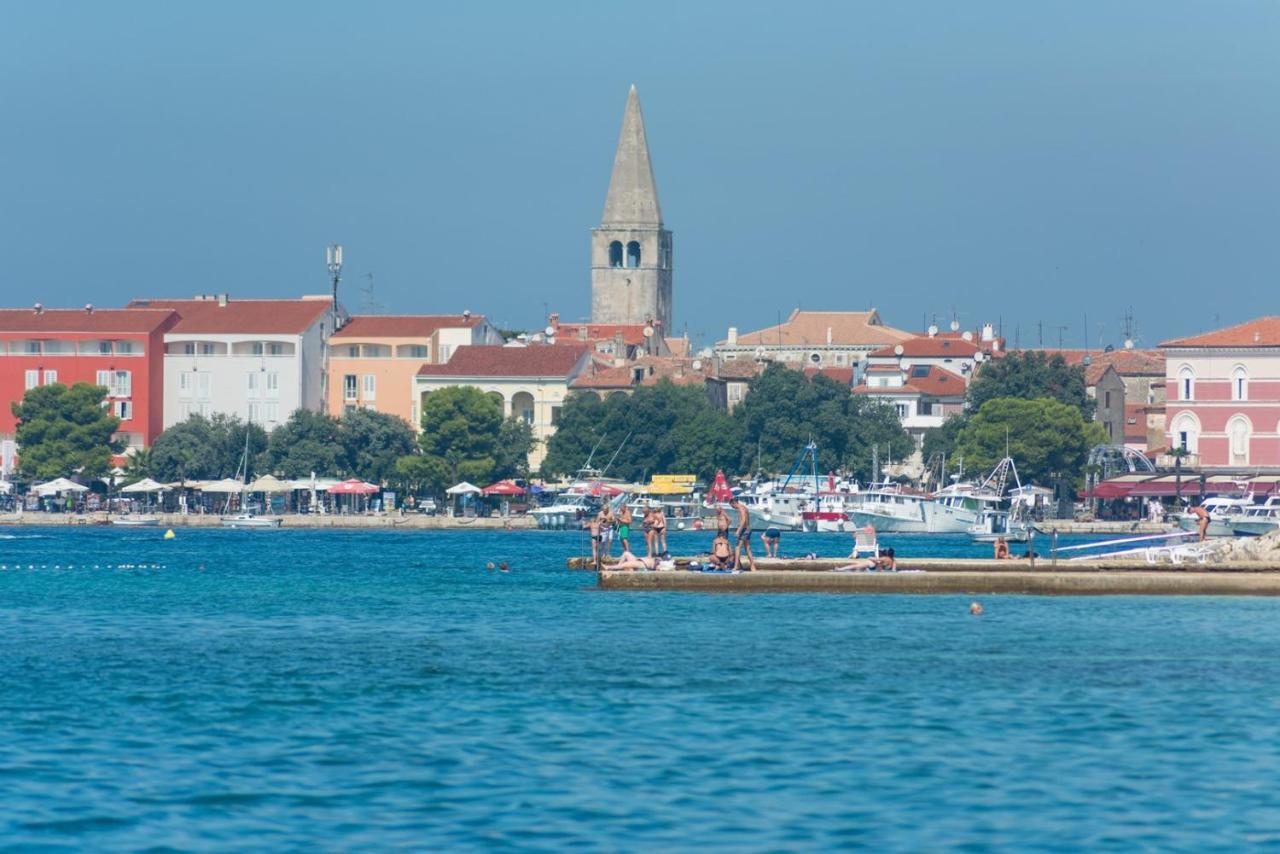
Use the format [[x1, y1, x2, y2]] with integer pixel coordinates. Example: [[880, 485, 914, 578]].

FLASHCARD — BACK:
[[2, 527, 1279, 850]]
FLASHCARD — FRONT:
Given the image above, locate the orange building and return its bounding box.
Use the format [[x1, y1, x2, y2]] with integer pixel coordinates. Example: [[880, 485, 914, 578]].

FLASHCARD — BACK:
[[326, 314, 503, 428]]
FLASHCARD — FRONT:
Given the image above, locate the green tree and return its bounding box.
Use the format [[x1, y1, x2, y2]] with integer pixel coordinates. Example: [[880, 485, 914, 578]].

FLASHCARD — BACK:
[[264, 410, 344, 478], [540, 392, 609, 478], [150, 413, 266, 482], [921, 413, 969, 468], [954, 397, 1095, 487], [393, 454, 447, 494], [494, 417, 536, 481], [967, 352, 1092, 421], [844, 396, 914, 482], [11, 382, 120, 480], [339, 408, 417, 484], [122, 447, 153, 483], [417, 386, 504, 490]]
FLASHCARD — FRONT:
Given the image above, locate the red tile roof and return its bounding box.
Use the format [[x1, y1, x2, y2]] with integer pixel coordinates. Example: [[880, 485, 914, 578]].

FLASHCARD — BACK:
[[416, 345, 590, 378], [331, 314, 484, 339], [551, 323, 650, 347], [129, 298, 331, 335], [0, 308, 178, 334], [1160, 317, 1280, 348], [868, 336, 982, 359], [724, 309, 912, 348], [1014, 347, 1164, 385], [854, 366, 966, 398], [571, 363, 636, 390], [803, 366, 854, 385]]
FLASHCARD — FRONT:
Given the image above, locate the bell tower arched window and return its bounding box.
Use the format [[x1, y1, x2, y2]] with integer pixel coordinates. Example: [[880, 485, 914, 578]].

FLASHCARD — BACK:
[[626, 241, 641, 268], [608, 241, 623, 268], [1178, 366, 1195, 401]]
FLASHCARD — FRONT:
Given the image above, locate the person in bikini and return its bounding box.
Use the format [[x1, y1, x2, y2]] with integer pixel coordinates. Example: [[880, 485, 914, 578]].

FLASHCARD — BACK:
[[728, 496, 756, 571], [641, 506, 656, 557], [614, 549, 658, 571], [709, 532, 734, 569], [652, 503, 669, 557]]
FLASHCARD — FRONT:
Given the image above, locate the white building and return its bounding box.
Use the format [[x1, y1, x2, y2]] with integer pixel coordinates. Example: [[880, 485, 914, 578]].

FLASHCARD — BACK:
[[129, 294, 341, 431]]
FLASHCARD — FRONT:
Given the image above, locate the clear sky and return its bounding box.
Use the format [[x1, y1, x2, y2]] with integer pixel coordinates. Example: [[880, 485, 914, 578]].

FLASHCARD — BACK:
[[3, 2, 1277, 349]]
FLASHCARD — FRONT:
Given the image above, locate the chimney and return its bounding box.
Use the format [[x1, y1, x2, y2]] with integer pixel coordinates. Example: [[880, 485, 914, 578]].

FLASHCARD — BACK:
[[981, 323, 994, 342], [826, 326, 833, 345], [549, 312, 560, 330], [217, 293, 228, 307], [727, 326, 738, 345]]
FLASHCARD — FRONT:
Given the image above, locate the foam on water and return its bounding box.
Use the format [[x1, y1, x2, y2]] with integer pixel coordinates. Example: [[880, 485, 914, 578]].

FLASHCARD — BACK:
[[1, 526, 1278, 849]]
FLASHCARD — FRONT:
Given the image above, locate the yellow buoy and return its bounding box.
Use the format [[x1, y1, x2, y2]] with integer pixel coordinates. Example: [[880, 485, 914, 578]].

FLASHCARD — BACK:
[[164, 529, 176, 540]]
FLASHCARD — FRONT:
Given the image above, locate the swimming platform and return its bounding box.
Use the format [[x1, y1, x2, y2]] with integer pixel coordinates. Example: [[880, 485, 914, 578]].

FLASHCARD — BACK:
[[568, 556, 1280, 595]]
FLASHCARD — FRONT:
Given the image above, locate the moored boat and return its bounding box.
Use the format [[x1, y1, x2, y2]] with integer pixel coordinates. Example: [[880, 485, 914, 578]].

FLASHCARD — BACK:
[[111, 514, 163, 527], [221, 513, 283, 529], [1231, 497, 1280, 537]]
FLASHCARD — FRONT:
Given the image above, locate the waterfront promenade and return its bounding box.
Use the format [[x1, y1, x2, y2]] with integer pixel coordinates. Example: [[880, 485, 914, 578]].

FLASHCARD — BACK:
[[0, 512, 536, 529]]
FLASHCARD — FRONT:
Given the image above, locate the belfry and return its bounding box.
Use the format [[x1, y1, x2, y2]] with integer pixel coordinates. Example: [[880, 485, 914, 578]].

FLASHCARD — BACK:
[[590, 85, 673, 332]]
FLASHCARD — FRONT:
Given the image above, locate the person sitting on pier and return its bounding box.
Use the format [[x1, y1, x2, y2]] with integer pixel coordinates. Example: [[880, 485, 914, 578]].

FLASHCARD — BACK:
[[613, 549, 658, 572], [709, 533, 735, 569], [993, 536, 1012, 560]]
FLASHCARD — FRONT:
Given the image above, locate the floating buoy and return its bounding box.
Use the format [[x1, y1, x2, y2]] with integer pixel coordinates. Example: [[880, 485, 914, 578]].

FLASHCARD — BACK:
[[164, 529, 176, 540]]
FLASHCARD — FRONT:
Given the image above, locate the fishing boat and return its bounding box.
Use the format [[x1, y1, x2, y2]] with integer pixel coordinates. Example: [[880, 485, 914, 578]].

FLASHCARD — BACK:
[[846, 483, 930, 533], [967, 505, 1031, 543], [963, 458, 1032, 542], [1231, 497, 1280, 537]]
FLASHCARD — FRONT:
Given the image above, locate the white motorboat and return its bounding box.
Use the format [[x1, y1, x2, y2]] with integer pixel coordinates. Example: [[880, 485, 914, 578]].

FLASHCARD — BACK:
[[111, 514, 163, 527], [968, 506, 1031, 543], [921, 483, 990, 533], [847, 484, 929, 533], [221, 513, 282, 529], [1177, 495, 1255, 538], [1232, 497, 1280, 537], [530, 493, 597, 530]]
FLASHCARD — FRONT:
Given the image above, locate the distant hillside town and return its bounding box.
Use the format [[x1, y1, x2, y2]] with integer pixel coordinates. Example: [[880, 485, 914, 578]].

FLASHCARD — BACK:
[[0, 87, 1275, 484]]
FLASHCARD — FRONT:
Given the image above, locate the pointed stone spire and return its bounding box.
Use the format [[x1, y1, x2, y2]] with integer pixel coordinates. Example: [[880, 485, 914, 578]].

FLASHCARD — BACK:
[[601, 85, 663, 228]]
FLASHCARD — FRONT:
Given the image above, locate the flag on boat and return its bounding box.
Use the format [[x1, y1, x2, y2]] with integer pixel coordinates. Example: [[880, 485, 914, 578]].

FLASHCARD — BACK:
[[707, 470, 734, 503]]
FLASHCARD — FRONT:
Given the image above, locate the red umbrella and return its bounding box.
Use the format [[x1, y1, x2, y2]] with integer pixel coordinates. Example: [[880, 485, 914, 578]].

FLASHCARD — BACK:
[[328, 478, 380, 495], [707, 469, 734, 503], [482, 480, 526, 496], [586, 481, 623, 497]]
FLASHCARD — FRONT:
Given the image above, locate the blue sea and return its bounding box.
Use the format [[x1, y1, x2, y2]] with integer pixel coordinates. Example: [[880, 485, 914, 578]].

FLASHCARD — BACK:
[[2, 526, 1279, 850]]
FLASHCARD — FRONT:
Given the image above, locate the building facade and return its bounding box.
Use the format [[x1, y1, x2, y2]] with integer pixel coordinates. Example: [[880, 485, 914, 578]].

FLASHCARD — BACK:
[[590, 85, 673, 334], [129, 295, 338, 432], [413, 345, 594, 469], [0, 307, 179, 459], [715, 309, 913, 368], [326, 314, 503, 427], [1161, 317, 1280, 469]]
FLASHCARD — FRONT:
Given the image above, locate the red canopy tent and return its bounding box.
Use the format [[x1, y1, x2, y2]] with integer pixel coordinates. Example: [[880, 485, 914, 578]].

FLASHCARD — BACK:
[[328, 478, 380, 495], [707, 469, 734, 503], [586, 481, 623, 497], [482, 480, 526, 496]]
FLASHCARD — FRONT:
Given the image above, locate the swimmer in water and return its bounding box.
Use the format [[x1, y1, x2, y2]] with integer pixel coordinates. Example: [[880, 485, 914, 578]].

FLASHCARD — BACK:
[[499, 562, 510, 573], [970, 602, 983, 616]]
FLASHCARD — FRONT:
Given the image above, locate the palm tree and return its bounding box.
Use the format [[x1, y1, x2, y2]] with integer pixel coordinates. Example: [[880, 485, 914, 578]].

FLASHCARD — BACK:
[[122, 447, 153, 485]]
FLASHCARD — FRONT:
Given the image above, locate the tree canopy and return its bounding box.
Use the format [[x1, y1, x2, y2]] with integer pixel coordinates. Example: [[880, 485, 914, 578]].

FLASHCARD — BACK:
[[953, 397, 1104, 487], [264, 410, 344, 478], [966, 352, 1092, 421], [541, 381, 741, 483], [150, 413, 268, 482], [11, 382, 120, 480], [339, 408, 417, 485], [414, 386, 506, 491]]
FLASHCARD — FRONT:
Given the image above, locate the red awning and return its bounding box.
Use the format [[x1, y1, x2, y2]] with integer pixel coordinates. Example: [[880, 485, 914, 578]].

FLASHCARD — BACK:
[[329, 478, 380, 495], [1128, 479, 1193, 497], [482, 480, 526, 496]]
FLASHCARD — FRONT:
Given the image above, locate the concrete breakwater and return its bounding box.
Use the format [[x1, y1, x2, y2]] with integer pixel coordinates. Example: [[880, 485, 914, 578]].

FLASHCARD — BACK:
[[0, 512, 537, 530]]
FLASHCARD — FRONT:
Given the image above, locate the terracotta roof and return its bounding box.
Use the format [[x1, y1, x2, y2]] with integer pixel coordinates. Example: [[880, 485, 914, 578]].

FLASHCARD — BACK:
[[803, 366, 854, 385], [129, 297, 331, 335], [571, 363, 636, 390], [1160, 317, 1280, 348], [0, 308, 177, 334], [665, 337, 691, 358], [712, 360, 764, 380], [331, 314, 483, 339], [723, 309, 913, 348], [864, 364, 902, 374], [1013, 348, 1164, 385], [416, 345, 590, 378], [551, 323, 650, 347], [868, 336, 982, 359], [854, 366, 966, 398]]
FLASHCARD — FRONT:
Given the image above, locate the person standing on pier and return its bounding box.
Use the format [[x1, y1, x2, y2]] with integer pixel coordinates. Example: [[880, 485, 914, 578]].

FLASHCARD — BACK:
[[728, 497, 756, 571], [617, 502, 634, 555]]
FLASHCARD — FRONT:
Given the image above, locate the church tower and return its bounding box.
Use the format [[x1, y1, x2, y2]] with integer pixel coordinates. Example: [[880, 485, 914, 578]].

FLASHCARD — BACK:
[[591, 85, 673, 333]]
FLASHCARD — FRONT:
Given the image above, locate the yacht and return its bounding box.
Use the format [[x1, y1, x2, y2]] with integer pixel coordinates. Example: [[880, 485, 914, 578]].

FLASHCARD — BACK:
[[1177, 494, 1254, 538], [1232, 497, 1280, 537], [221, 513, 282, 529], [111, 514, 163, 527], [847, 484, 929, 533]]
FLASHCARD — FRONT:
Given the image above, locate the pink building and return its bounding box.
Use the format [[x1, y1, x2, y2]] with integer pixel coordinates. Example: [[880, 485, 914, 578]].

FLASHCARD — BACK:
[[1161, 317, 1280, 470]]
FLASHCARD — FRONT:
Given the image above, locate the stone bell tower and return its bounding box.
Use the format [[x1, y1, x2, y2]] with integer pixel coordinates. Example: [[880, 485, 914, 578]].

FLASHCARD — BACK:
[[590, 85, 673, 333]]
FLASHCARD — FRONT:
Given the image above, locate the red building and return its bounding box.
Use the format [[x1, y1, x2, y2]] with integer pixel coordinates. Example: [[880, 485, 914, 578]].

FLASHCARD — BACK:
[[0, 306, 179, 459]]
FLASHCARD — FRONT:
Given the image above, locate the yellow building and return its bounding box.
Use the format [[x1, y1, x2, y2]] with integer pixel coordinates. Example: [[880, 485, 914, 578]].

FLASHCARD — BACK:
[[327, 315, 502, 427]]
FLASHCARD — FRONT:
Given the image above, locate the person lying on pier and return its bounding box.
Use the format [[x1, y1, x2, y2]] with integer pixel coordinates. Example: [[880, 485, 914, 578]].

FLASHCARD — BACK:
[[709, 533, 735, 569], [613, 549, 658, 572], [836, 547, 897, 572]]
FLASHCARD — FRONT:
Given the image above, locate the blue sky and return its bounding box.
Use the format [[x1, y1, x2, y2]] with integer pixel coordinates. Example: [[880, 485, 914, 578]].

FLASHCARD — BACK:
[[3, 2, 1277, 348]]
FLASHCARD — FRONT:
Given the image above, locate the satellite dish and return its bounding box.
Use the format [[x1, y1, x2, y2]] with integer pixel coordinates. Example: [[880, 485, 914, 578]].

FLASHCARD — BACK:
[[927, 324, 938, 337], [692, 359, 703, 371], [893, 344, 904, 356], [961, 331, 974, 342], [545, 326, 555, 337], [643, 326, 655, 338], [754, 347, 766, 359], [950, 320, 960, 332], [974, 351, 985, 363]]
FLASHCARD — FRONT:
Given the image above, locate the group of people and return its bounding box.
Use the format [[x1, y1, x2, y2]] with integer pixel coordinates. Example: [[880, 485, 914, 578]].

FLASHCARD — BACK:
[[707, 497, 757, 571], [587, 501, 670, 571]]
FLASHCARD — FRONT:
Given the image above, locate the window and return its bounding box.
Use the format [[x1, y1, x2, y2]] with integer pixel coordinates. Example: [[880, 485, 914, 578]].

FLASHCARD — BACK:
[[24, 370, 38, 390], [363, 375, 376, 401], [198, 402, 211, 417], [43, 370, 57, 385], [96, 370, 110, 388], [247, 372, 260, 396], [116, 341, 134, 355], [439, 345, 452, 362], [251, 343, 264, 356], [110, 370, 130, 398], [609, 241, 623, 268], [268, 343, 283, 356], [1232, 366, 1248, 401], [551, 406, 562, 426], [895, 403, 908, 418], [626, 240, 641, 268], [199, 343, 215, 356], [1171, 414, 1198, 454], [183, 343, 196, 355], [248, 403, 260, 423], [408, 345, 428, 359], [197, 372, 212, 400], [179, 403, 193, 420], [1179, 366, 1195, 401], [113, 400, 133, 420], [179, 372, 193, 399], [25, 342, 40, 355], [266, 371, 280, 398], [98, 341, 113, 355], [1104, 390, 1112, 408], [347, 345, 359, 358], [266, 403, 279, 424], [344, 375, 358, 401], [1229, 417, 1250, 466]]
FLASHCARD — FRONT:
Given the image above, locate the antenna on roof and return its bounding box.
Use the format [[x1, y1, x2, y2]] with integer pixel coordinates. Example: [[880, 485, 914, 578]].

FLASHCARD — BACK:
[[326, 244, 343, 329], [360, 273, 382, 314]]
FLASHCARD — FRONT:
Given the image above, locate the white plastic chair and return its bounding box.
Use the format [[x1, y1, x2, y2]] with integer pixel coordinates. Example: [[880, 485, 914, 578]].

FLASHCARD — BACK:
[[851, 526, 880, 558]]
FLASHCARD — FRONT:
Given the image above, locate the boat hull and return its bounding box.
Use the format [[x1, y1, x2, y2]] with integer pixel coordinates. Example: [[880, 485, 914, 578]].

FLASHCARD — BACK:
[[111, 516, 162, 527], [847, 509, 928, 533], [1232, 520, 1280, 537], [920, 501, 983, 534], [220, 516, 282, 529]]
